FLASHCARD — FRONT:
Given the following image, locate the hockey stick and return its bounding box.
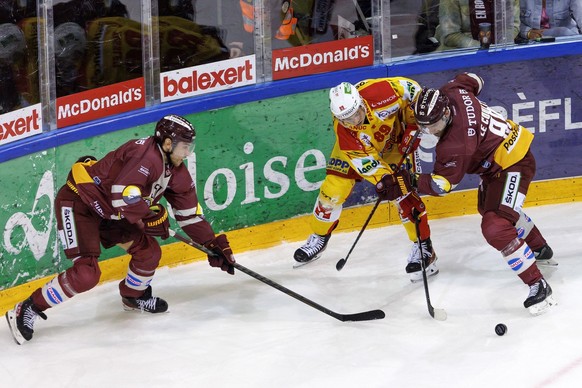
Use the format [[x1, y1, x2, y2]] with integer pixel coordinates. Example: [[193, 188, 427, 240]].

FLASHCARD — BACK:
[[413, 211, 447, 321], [335, 197, 381, 271], [169, 229, 386, 322], [336, 129, 422, 271]]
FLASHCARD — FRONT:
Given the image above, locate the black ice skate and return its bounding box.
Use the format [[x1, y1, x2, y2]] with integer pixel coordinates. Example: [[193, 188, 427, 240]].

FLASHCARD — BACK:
[[122, 286, 168, 313], [524, 278, 557, 316], [534, 244, 558, 266], [5, 297, 47, 345], [406, 238, 439, 283], [294, 233, 331, 264]]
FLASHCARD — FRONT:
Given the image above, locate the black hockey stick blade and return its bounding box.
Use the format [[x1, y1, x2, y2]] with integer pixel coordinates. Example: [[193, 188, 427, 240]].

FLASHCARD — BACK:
[[233, 262, 385, 322], [169, 230, 386, 322], [332, 309, 386, 322]]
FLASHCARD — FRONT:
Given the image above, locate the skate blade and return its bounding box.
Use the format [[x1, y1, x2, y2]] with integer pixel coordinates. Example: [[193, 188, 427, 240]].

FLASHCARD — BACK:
[[293, 254, 323, 269], [536, 258, 559, 267], [122, 303, 143, 313], [5, 310, 26, 345], [122, 302, 169, 314], [528, 295, 558, 316], [409, 266, 439, 283]]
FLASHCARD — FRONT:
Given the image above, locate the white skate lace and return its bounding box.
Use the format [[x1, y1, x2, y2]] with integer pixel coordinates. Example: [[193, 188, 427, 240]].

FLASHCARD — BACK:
[[527, 280, 544, 299], [22, 305, 40, 331], [407, 242, 421, 264], [137, 297, 158, 312], [407, 241, 433, 265], [300, 234, 327, 258]]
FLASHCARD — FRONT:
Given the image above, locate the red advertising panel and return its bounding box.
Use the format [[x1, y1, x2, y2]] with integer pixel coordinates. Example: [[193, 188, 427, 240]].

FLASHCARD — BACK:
[[56, 78, 145, 128], [272, 35, 374, 80], [0, 104, 43, 146]]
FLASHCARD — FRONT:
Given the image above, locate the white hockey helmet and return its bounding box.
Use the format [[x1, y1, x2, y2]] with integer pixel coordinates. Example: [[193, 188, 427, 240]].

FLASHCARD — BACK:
[[329, 82, 363, 120]]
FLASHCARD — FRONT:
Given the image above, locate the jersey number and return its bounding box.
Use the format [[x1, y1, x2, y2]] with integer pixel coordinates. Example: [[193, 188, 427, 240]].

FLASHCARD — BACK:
[[482, 105, 510, 138], [373, 124, 392, 143]]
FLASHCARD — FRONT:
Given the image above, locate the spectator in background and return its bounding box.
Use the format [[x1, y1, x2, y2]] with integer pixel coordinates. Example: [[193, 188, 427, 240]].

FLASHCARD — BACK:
[[52, 0, 130, 95], [268, 0, 365, 49], [436, 0, 520, 50], [519, 0, 582, 40], [0, 0, 36, 113], [414, 0, 441, 53], [157, 0, 230, 69]]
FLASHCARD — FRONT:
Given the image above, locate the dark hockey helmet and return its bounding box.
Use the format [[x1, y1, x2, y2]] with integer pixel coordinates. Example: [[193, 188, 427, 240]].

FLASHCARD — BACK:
[[413, 88, 449, 126], [154, 114, 195, 146]]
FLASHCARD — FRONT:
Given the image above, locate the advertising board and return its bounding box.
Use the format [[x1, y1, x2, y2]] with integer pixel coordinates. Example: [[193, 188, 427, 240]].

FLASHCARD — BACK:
[[2, 56, 582, 290]]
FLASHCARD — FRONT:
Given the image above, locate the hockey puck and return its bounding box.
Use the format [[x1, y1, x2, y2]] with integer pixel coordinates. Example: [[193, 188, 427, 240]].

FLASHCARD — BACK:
[[495, 323, 507, 336]]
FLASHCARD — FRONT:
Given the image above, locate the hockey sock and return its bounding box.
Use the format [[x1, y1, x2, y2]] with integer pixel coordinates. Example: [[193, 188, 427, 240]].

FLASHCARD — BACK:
[[310, 199, 342, 236], [41, 275, 72, 307], [120, 266, 155, 297], [501, 238, 540, 284], [515, 212, 546, 250]]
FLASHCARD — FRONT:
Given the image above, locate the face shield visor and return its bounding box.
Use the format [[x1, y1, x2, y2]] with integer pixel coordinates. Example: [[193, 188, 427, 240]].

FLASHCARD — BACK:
[[418, 108, 449, 137], [337, 106, 366, 128], [171, 140, 195, 160]]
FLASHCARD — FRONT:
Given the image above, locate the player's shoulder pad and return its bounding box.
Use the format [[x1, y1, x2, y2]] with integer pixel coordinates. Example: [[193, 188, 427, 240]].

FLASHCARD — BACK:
[[451, 73, 484, 96], [398, 78, 422, 103], [378, 77, 421, 102], [354, 79, 371, 90]]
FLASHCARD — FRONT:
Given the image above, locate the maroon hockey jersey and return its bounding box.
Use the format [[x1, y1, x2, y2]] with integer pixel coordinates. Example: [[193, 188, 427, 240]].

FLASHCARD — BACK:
[[417, 73, 533, 196], [68, 136, 215, 244]]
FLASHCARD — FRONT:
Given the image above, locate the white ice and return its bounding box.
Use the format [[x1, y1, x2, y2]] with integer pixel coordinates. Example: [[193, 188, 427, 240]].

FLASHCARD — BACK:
[[1, 202, 581, 388]]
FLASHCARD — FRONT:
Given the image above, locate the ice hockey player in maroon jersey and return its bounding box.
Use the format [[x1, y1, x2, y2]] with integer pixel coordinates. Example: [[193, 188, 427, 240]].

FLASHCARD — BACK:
[[386, 72, 556, 315], [5, 114, 236, 345]]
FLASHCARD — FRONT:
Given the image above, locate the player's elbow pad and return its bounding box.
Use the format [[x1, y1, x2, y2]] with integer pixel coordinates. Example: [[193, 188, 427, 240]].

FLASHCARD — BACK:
[[465, 73, 484, 94], [430, 174, 455, 195]]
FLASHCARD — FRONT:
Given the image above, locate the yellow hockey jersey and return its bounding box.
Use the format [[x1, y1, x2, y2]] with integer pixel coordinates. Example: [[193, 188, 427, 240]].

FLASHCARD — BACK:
[[326, 77, 421, 185]]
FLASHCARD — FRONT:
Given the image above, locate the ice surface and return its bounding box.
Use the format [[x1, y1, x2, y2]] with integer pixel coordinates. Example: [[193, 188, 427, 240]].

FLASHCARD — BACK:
[[1, 202, 581, 388]]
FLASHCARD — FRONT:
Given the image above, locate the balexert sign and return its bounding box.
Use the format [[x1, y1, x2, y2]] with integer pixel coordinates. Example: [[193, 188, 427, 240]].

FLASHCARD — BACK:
[[272, 35, 373, 80], [161, 55, 256, 102], [57, 78, 145, 128], [0, 104, 42, 146]]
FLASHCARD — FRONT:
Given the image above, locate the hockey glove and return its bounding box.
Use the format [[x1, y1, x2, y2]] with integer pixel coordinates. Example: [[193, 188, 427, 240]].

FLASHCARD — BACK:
[[204, 234, 236, 275], [143, 204, 170, 240], [397, 191, 426, 222], [398, 125, 421, 155], [375, 170, 413, 201]]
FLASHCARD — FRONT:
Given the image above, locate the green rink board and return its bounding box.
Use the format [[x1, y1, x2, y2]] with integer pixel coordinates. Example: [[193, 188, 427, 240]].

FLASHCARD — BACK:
[[0, 89, 335, 290]]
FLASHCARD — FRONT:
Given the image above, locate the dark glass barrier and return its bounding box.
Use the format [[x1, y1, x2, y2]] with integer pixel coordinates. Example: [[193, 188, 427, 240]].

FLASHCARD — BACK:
[[1, 0, 582, 149], [0, 0, 38, 114]]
